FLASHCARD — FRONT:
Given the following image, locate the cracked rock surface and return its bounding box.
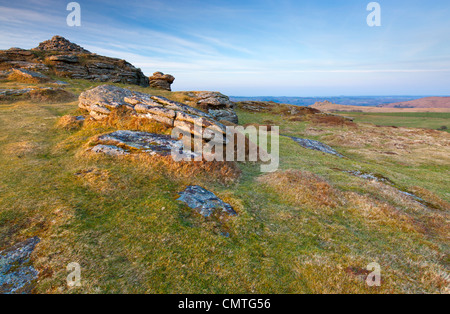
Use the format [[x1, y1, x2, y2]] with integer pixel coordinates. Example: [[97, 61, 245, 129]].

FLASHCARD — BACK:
[[0, 237, 40, 294], [187, 91, 238, 124], [91, 130, 198, 158], [177, 186, 237, 217], [79, 85, 227, 140]]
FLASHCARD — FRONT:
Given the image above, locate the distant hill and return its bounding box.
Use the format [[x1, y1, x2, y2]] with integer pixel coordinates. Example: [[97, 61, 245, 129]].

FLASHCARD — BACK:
[[379, 97, 450, 109], [230, 96, 423, 107]]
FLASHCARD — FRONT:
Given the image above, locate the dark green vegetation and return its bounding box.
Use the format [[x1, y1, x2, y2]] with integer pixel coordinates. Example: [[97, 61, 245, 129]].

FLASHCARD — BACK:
[[1, 78, 449, 294]]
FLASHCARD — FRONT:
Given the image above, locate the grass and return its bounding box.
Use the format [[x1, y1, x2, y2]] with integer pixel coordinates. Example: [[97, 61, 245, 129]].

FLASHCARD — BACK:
[[335, 111, 450, 132], [0, 78, 449, 294]]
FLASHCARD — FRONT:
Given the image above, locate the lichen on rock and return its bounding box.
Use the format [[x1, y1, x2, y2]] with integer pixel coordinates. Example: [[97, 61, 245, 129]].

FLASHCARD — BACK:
[[177, 186, 237, 217], [79, 85, 227, 141]]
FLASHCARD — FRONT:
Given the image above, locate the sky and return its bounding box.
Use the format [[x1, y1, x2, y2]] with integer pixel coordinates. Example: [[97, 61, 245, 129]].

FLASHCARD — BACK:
[[0, 0, 449, 96]]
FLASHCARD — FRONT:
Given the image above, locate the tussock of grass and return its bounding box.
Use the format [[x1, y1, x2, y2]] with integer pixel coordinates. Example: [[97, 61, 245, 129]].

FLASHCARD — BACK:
[[27, 89, 76, 103], [408, 186, 450, 211], [257, 169, 343, 209], [56, 115, 84, 131], [7, 72, 45, 84]]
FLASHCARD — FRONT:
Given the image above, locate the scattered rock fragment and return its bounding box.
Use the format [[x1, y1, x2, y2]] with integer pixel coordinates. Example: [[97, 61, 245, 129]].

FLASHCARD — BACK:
[[289, 136, 344, 157], [148, 71, 175, 91], [341, 169, 436, 208], [0, 237, 40, 294], [177, 186, 237, 217]]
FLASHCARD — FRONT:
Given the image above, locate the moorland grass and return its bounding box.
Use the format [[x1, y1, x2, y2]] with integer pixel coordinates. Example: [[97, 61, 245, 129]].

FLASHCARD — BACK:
[[0, 78, 448, 294]]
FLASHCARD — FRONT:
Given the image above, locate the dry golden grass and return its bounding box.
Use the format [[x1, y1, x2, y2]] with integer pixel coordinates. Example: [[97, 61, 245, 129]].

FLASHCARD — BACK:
[[308, 114, 357, 128], [257, 169, 343, 209], [56, 115, 84, 131], [26, 89, 76, 103], [306, 124, 450, 166], [3, 141, 42, 157], [409, 186, 450, 211], [121, 154, 241, 186], [7, 71, 46, 84], [82, 107, 172, 135]]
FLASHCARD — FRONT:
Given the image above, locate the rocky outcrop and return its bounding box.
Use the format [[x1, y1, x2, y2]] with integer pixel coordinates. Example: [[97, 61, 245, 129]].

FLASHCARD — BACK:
[[0, 36, 149, 87], [0, 237, 40, 294], [33, 35, 91, 54], [149, 72, 175, 91], [177, 186, 237, 217], [79, 85, 227, 141], [288, 136, 344, 158], [46, 54, 149, 86], [186, 91, 238, 124]]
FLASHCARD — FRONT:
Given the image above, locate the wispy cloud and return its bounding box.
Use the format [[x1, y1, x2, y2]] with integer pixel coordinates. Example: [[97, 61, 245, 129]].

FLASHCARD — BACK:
[[1, 0, 449, 95]]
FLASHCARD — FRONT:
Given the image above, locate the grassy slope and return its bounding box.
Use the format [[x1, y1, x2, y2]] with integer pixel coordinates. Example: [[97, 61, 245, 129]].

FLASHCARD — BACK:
[[0, 79, 449, 294], [335, 112, 450, 132]]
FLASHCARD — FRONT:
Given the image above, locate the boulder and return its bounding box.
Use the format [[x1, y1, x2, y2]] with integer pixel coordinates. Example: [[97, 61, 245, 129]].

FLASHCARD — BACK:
[[79, 85, 227, 141], [177, 185, 237, 217], [91, 130, 198, 159], [149, 72, 175, 91], [187, 91, 238, 124], [9, 68, 50, 83]]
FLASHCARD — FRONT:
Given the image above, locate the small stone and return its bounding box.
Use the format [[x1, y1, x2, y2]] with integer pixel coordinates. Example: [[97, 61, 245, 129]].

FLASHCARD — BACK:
[[0, 237, 40, 294], [289, 136, 344, 158], [177, 185, 237, 217]]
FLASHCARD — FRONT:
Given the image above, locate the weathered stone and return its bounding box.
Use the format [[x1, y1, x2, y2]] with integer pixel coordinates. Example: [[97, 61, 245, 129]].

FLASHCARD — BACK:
[[149, 71, 175, 91], [33, 35, 91, 54], [0, 237, 40, 294], [47, 55, 79, 63], [187, 91, 238, 124], [10, 68, 50, 83], [289, 136, 344, 158], [79, 85, 227, 140], [177, 186, 237, 217], [91, 144, 129, 156], [0, 88, 33, 97], [1, 36, 149, 87], [94, 130, 198, 158]]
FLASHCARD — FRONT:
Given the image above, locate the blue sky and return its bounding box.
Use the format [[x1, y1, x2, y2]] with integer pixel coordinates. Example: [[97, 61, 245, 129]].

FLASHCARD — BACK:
[[0, 0, 449, 96]]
